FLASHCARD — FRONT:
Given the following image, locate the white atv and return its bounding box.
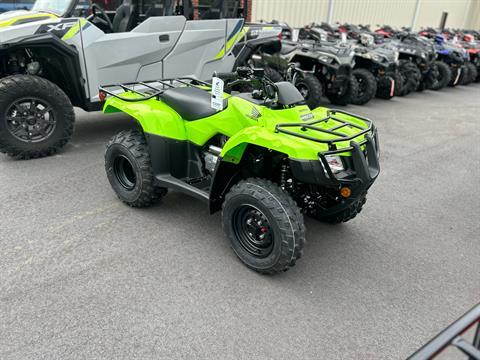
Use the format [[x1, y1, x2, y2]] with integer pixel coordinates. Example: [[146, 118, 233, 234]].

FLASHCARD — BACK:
[[0, 0, 280, 159]]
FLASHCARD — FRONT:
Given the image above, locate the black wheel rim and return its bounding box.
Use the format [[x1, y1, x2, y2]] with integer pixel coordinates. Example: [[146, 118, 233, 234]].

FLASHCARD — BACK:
[[232, 205, 274, 258], [356, 76, 367, 97], [5, 97, 56, 143], [113, 155, 136, 190]]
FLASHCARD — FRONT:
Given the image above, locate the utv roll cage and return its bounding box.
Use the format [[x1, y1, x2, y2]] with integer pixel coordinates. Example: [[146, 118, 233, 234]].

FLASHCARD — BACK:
[[409, 303, 480, 359]]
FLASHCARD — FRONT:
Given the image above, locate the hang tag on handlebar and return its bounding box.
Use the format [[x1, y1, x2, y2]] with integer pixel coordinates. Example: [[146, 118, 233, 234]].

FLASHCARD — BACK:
[[211, 77, 224, 111]]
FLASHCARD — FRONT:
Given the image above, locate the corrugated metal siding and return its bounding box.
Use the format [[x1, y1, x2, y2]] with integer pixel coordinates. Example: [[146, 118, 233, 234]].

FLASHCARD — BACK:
[[252, 0, 479, 29]]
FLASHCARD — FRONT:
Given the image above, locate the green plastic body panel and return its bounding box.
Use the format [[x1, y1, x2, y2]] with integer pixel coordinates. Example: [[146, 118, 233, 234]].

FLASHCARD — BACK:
[[103, 89, 370, 162]]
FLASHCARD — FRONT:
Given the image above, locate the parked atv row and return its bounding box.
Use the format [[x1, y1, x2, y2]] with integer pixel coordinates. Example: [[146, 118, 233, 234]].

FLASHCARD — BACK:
[[251, 20, 480, 110]]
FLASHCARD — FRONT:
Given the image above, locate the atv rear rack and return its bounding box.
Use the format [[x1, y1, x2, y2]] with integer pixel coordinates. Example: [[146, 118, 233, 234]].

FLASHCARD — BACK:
[[99, 77, 211, 102], [275, 109, 373, 150]]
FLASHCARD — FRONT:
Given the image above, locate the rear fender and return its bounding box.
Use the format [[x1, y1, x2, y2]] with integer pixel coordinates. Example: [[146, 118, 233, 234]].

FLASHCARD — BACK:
[[103, 97, 186, 140]]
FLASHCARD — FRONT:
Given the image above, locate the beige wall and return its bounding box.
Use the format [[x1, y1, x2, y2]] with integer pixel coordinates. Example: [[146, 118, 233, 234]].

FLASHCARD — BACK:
[[252, 0, 480, 30]]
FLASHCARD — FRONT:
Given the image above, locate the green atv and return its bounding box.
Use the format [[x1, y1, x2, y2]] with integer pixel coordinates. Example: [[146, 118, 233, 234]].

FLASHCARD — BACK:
[[100, 67, 380, 274]]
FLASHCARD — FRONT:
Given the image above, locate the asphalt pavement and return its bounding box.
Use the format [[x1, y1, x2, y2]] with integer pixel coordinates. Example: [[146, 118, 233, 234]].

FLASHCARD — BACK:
[[1, 84, 479, 359]]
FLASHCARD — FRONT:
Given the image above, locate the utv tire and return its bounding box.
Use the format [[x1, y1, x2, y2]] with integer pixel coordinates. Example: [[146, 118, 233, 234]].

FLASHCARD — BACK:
[[105, 129, 167, 207], [294, 73, 323, 109], [326, 77, 359, 106], [0, 75, 75, 159], [351, 68, 377, 105], [430, 61, 451, 90], [398, 60, 421, 96], [222, 178, 306, 274], [264, 67, 284, 83], [308, 194, 367, 224]]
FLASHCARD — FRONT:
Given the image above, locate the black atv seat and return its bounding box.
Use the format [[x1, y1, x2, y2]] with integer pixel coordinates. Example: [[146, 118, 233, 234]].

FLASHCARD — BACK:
[[159, 86, 227, 121]]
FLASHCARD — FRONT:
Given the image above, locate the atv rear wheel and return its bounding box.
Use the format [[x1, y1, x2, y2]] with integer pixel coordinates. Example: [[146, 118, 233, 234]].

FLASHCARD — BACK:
[[351, 68, 377, 105], [308, 194, 367, 224], [0, 75, 75, 159], [105, 129, 167, 207], [294, 73, 323, 109], [326, 77, 359, 106], [222, 178, 305, 274], [430, 61, 451, 90]]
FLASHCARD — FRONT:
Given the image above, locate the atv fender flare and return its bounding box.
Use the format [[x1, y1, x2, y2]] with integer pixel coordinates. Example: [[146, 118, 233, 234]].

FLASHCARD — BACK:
[[210, 127, 300, 213]]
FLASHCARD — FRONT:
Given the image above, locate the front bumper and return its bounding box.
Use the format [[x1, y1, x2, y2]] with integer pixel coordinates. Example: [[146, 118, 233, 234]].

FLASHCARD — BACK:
[[289, 131, 380, 207]]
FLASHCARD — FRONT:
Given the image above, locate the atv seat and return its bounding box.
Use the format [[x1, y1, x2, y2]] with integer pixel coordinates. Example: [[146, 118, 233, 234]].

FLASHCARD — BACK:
[[160, 87, 227, 121]]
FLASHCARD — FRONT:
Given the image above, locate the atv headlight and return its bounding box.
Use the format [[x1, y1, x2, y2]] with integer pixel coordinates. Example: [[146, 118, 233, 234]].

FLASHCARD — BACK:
[[372, 54, 383, 62], [325, 155, 345, 173]]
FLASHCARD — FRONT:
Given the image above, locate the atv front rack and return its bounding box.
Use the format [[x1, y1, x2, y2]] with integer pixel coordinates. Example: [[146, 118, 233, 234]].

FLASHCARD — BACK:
[[275, 109, 373, 150], [99, 77, 211, 102]]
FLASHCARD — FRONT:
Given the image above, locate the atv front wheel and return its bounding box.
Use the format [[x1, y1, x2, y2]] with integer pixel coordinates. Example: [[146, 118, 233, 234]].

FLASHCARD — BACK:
[[0, 75, 75, 159], [397, 60, 421, 96], [222, 178, 306, 274], [326, 77, 359, 106], [464, 62, 478, 85], [376, 73, 402, 99], [105, 129, 167, 207], [294, 73, 323, 109], [430, 61, 451, 90], [351, 68, 377, 105], [308, 194, 367, 224]]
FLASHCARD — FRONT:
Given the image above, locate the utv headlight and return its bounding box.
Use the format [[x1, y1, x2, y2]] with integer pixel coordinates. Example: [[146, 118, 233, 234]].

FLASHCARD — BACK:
[[325, 155, 345, 173]]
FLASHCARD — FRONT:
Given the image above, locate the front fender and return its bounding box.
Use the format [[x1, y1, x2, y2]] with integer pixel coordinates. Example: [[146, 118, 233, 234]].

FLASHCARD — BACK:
[[103, 97, 186, 140], [220, 125, 319, 163]]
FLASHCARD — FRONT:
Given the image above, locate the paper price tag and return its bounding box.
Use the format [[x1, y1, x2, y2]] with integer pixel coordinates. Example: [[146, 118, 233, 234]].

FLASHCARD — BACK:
[[211, 77, 224, 111]]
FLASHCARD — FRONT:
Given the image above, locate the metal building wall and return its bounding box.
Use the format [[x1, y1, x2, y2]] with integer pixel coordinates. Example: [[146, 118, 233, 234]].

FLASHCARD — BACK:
[[251, 0, 479, 29]]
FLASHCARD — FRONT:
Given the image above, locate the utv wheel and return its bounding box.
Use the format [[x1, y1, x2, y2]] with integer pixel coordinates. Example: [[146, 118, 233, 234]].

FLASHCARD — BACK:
[[398, 60, 421, 96], [222, 178, 306, 274], [351, 68, 377, 105], [0, 75, 75, 159], [308, 194, 367, 224], [264, 67, 284, 82], [105, 129, 167, 207], [326, 77, 359, 106], [294, 73, 323, 109], [430, 61, 451, 90]]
